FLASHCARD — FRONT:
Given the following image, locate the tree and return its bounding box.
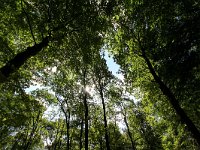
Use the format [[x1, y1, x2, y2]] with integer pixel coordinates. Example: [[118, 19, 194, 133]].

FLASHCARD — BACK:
[[0, 0, 109, 82], [92, 53, 113, 150], [1, 0, 200, 149], [0, 88, 46, 149], [108, 0, 200, 147]]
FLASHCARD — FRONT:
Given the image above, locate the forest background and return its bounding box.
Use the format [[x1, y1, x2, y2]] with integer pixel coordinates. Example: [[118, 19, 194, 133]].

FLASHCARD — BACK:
[[0, 0, 200, 149]]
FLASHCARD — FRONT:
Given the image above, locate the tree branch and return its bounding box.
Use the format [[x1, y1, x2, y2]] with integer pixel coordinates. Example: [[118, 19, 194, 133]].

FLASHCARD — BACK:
[[0, 36, 49, 83]]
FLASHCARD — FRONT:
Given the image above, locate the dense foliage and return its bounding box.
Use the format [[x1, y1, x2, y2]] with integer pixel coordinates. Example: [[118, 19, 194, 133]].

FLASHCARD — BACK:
[[0, 0, 200, 149]]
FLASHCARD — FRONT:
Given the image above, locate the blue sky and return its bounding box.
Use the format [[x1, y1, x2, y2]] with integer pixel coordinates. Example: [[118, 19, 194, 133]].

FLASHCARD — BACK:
[[104, 51, 119, 75], [104, 51, 124, 80]]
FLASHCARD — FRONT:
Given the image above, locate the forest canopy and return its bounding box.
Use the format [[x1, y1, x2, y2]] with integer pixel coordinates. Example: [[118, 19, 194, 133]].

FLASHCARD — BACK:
[[0, 0, 200, 149]]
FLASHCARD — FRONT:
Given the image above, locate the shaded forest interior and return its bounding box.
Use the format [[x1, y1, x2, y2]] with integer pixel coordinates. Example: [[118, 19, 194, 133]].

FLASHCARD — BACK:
[[0, 0, 200, 149]]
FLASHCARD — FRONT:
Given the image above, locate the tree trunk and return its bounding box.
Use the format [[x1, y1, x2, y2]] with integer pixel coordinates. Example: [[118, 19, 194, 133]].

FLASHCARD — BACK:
[[67, 111, 70, 150], [60, 103, 70, 150], [141, 49, 200, 146], [84, 91, 88, 150], [83, 70, 89, 150], [0, 36, 49, 82], [99, 88, 110, 150], [113, 115, 117, 150], [123, 110, 136, 150], [79, 118, 84, 150]]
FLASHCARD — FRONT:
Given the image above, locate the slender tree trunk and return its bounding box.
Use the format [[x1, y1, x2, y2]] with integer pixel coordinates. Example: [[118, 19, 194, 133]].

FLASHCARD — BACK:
[[67, 111, 70, 150], [83, 91, 89, 150], [141, 49, 200, 146], [63, 110, 70, 150], [79, 118, 84, 150], [0, 37, 49, 82], [99, 88, 110, 150], [83, 70, 89, 150], [60, 104, 70, 150], [113, 115, 117, 150], [123, 110, 136, 150], [84, 94, 88, 150]]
